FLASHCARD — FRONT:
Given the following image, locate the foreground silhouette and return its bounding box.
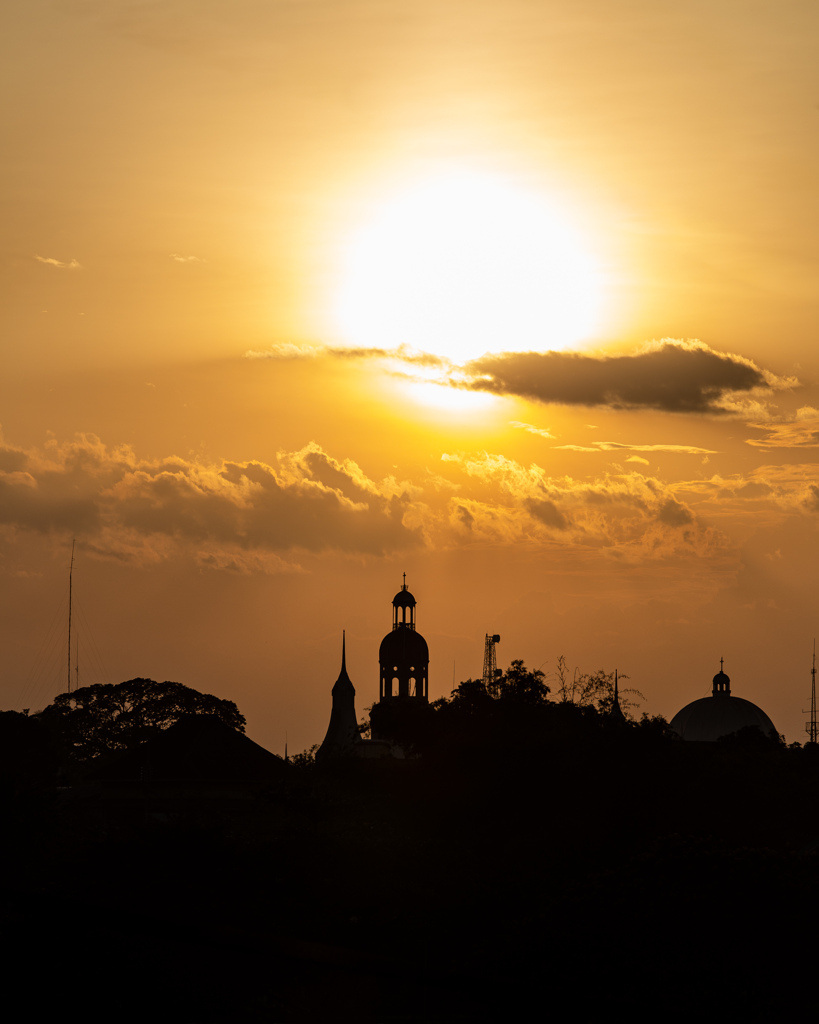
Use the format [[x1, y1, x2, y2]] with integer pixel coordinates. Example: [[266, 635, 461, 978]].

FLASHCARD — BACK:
[[2, 668, 818, 1020], [36, 677, 245, 768]]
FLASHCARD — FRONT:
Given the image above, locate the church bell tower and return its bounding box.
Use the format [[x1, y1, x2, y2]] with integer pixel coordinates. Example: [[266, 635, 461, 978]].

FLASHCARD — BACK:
[[378, 575, 429, 701]]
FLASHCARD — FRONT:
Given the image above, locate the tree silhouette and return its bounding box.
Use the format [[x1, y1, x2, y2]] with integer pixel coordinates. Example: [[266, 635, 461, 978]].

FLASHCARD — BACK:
[[449, 659, 549, 708], [38, 678, 245, 763], [495, 658, 550, 703], [553, 654, 643, 715]]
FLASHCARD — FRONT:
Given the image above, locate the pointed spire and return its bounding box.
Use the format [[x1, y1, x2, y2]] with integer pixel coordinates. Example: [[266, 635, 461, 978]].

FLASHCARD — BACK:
[[317, 631, 360, 760], [610, 668, 626, 722], [332, 631, 354, 694]]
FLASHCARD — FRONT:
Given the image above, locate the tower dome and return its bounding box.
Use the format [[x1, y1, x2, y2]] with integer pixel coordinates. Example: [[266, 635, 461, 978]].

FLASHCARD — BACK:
[[669, 660, 778, 742], [392, 587, 416, 609]]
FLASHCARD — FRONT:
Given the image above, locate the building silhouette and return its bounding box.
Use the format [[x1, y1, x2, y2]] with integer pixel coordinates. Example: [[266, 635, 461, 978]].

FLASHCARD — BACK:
[[378, 575, 429, 702], [318, 578, 429, 759], [316, 632, 361, 761], [669, 660, 778, 741]]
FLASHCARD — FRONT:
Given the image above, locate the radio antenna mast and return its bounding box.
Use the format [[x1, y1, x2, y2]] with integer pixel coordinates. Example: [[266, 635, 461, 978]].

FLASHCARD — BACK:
[[805, 640, 817, 744], [483, 633, 501, 696], [67, 540, 75, 693]]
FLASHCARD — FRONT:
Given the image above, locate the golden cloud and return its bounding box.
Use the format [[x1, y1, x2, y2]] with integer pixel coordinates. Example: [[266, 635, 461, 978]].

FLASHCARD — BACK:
[[746, 415, 819, 449], [35, 255, 82, 269], [0, 435, 423, 566]]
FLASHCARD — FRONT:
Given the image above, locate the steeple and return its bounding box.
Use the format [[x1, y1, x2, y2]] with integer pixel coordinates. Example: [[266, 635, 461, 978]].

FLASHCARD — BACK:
[[316, 632, 361, 760], [610, 668, 626, 723]]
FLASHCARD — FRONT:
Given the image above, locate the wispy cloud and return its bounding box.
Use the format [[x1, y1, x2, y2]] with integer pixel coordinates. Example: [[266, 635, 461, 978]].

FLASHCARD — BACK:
[[746, 412, 819, 448], [245, 343, 446, 368], [553, 441, 718, 455], [245, 343, 324, 360], [35, 255, 81, 269], [170, 253, 205, 263], [509, 421, 556, 439]]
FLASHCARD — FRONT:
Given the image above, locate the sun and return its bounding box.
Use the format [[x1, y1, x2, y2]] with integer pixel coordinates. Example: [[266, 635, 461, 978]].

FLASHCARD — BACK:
[[332, 170, 602, 365]]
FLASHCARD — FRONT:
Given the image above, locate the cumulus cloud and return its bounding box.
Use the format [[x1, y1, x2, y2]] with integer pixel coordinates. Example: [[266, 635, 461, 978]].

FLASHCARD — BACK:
[[455, 504, 474, 530], [0, 447, 27, 473], [656, 498, 694, 527], [804, 485, 819, 514], [460, 340, 792, 414], [669, 465, 819, 526], [35, 255, 81, 269], [439, 451, 716, 559], [10, 433, 817, 574], [524, 497, 569, 530], [0, 435, 423, 567]]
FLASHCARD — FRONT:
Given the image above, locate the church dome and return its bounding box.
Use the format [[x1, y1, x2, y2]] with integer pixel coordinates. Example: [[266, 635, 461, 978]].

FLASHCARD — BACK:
[[670, 662, 777, 741], [670, 695, 778, 742], [379, 627, 429, 666]]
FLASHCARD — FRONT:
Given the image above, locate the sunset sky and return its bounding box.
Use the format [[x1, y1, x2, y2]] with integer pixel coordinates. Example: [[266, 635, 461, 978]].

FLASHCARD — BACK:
[[3, 1, 819, 750]]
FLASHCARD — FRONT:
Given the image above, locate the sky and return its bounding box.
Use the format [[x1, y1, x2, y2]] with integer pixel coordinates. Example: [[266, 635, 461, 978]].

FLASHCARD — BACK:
[[2, 0, 819, 751]]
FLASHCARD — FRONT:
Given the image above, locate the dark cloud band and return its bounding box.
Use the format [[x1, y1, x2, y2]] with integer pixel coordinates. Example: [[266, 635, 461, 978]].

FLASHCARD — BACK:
[[462, 341, 776, 413]]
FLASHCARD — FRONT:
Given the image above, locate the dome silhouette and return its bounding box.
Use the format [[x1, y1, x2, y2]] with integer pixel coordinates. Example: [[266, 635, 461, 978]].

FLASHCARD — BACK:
[[392, 587, 416, 609], [379, 627, 429, 669], [670, 661, 778, 742]]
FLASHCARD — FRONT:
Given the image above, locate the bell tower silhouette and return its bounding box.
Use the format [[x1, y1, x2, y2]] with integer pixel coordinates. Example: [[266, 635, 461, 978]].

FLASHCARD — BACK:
[[378, 574, 429, 701]]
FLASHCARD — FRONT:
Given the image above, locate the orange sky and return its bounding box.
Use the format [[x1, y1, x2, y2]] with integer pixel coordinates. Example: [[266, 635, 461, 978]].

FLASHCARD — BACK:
[[2, 1, 819, 749]]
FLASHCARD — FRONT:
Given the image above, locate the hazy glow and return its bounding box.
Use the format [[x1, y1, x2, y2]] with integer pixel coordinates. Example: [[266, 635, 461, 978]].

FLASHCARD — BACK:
[[334, 172, 602, 364], [404, 380, 497, 413]]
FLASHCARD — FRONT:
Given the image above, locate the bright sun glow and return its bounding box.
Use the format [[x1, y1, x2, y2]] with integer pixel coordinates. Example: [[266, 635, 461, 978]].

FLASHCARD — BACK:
[[334, 171, 602, 365]]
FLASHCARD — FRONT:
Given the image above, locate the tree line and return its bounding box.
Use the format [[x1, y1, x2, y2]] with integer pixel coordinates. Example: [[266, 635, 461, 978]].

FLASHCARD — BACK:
[[366, 656, 652, 756]]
